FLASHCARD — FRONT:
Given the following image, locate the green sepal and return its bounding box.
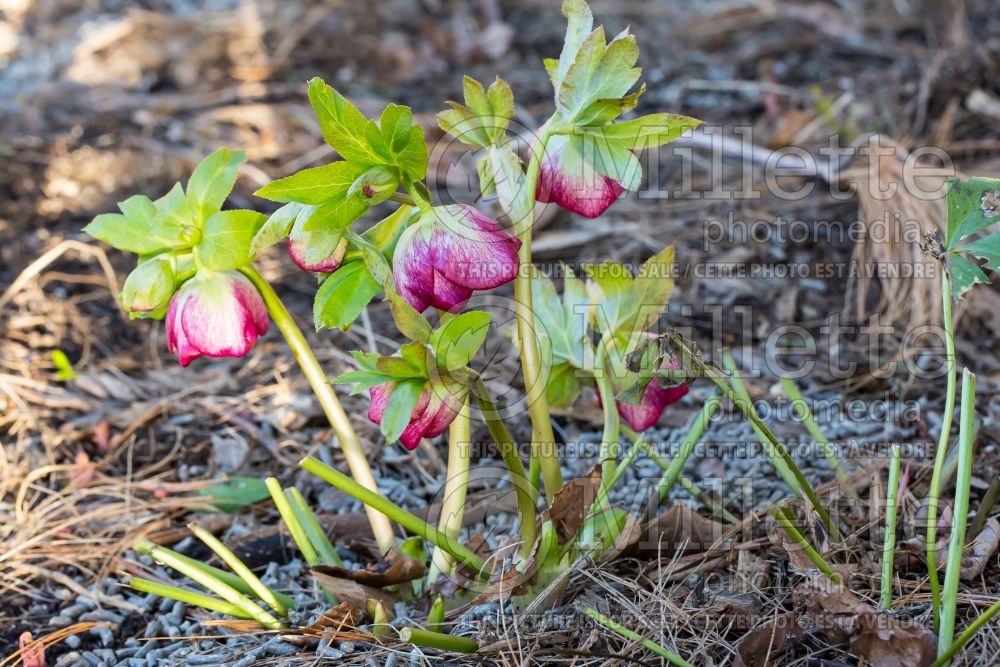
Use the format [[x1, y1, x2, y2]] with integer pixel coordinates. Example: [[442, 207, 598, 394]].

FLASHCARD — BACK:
[[429, 310, 492, 371], [198, 209, 267, 270], [380, 378, 426, 443]]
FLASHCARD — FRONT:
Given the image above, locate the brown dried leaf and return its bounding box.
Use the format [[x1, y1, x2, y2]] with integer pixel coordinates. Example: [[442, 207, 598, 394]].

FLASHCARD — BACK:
[[299, 602, 359, 636], [313, 554, 425, 587], [310, 570, 396, 614], [962, 517, 1000, 580], [792, 578, 871, 643], [547, 464, 602, 544], [849, 614, 935, 667], [631, 503, 726, 556], [734, 613, 800, 667]]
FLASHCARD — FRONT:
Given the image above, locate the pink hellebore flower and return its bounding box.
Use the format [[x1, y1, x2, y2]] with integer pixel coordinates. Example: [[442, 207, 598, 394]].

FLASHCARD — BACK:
[[368, 383, 464, 450], [393, 204, 521, 312], [165, 271, 269, 367], [616, 380, 689, 432], [536, 135, 625, 219], [287, 215, 348, 273]]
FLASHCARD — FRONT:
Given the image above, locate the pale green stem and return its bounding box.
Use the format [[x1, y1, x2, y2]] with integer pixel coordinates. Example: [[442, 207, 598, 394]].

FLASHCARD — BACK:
[[515, 121, 562, 502], [142, 541, 283, 629], [584, 608, 694, 667], [128, 577, 253, 619], [881, 444, 902, 609], [187, 522, 287, 616], [301, 456, 488, 576], [595, 337, 621, 489], [472, 376, 537, 556], [713, 354, 840, 541], [726, 353, 801, 498], [428, 397, 472, 582], [399, 627, 478, 653], [939, 369, 976, 658], [240, 266, 397, 557], [287, 487, 343, 566], [426, 595, 445, 634], [265, 477, 319, 566], [134, 539, 295, 610], [931, 595, 1000, 667], [654, 392, 722, 502], [929, 268, 958, 631], [774, 507, 842, 584], [780, 377, 849, 481]]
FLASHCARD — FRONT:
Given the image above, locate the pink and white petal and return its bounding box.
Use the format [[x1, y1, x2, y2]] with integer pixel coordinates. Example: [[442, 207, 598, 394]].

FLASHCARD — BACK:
[[368, 383, 393, 424], [433, 206, 520, 290], [397, 389, 434, 450], [165, 290, 202, 367], [288, 236, 347, 273], [421, 389, 464, 440], [179, 274, 257, 360], [429, 269, 475, 313], [394, 225, 436, 312], [230, 272, 269, 335]]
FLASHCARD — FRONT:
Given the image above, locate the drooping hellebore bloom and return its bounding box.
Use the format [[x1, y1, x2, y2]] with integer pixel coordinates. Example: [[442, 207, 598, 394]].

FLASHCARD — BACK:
[[616, 379, 689, 432], [368, 382, 466, 450], [287, 214, 349, 273], [165, 270, 269, 367], [536, 135, 626, 219], [393, 204, 521, 312]]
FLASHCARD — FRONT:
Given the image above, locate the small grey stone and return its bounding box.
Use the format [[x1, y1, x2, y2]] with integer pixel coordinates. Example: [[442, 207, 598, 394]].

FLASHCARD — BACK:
[[55, 652, 82, 667], [50, 615, 72, 628]]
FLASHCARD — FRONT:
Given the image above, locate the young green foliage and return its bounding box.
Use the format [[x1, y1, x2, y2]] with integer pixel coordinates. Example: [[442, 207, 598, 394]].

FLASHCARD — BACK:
[[942, 176, 1000, 297]]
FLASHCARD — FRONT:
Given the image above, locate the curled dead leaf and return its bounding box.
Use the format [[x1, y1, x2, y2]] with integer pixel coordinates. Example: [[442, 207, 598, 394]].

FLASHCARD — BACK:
[[849, 613, 935, 667], [734, 613, 800, 667], [630, 503, 726, 556], [546, 464, 602, 544], [961, 517, 1000, 580], [313, 554, 425, 587]]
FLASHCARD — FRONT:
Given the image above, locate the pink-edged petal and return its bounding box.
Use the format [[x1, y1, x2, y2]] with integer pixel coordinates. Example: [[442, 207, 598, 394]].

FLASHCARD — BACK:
[[368, 383, 393, 424], [429, 269, 475, 313], [397, 389, 433, 450], [165, 290, 202, 367], [175, 272, 267, 363], [616, 382, 690, 431], [393, 224, 436, 312], [536, 138, 625, 219]]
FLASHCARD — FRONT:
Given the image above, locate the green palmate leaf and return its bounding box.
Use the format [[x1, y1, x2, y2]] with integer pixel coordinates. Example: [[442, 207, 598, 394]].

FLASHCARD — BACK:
[[547, 361, 587, 408], [153, 183, 197, 232], [301, 195, 368, 266], [584, 261, 633, 334], [198, 210, 267, 271], [578, 113, 704, 148], [430, 310, 492, 371], [945, 176, 1000, 250], [313, 260, 381, 331], [545, 0, 595, 94], [380, 379, 425, 442], [575, 84, 645, 126], [961, 231, 1000, 272], [250, 203, 307, 255], [346, 231, 392, 287], [387, 290, 432, 343], [255, 161, 368, 205], [948, 254, 990, 299], [558, 26, 640, 119], [531, 266, 591, 368], [187, 148, 246, 222], [438, 77, 515, 149], [85, 189, 190, 256], [307, 77, 381, 164], [487, 145, 531, 226], [630, 245, 676, 330], [399, 341, 431, 376]]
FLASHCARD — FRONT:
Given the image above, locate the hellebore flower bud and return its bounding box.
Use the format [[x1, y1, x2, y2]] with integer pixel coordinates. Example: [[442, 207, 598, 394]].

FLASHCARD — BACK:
[[393, 204, 520, 312], [368, 382, 466, 450], [120, 256, 177, 319], [165, 270, 269, 367], [536, 135, 625, 219], [287, 212, 349, 273]]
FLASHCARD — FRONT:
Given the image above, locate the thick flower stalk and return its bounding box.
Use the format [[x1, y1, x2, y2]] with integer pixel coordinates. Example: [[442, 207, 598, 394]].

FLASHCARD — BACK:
[[394, 204, 520, 313], [536, 135, 627, 219], [165, 270, 269, 366]]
